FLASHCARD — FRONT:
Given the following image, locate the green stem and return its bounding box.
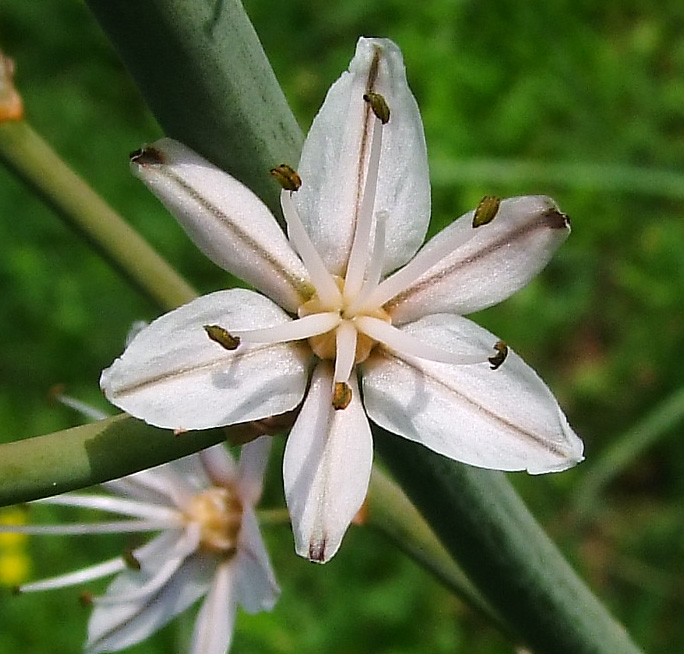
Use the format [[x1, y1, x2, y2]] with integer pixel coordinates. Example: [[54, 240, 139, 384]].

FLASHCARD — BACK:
[[84, 0, 303, 220], [0, 121, 196, 312], [0, 415, 230, 506], [367, 468, 513, 639], [375, 429, 644, 654]]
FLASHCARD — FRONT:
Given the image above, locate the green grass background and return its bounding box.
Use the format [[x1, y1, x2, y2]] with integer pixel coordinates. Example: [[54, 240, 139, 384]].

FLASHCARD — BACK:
[[2, 0, 684, 651]]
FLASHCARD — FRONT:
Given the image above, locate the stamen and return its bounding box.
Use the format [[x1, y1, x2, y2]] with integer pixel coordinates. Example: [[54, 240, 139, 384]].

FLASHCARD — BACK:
[[204, 325, 240, 350], [473, 196, 500, 227], [488, 341, 508, 370], [344, 112, 384, 301], [361, 203, 495, 311], [36, 494, 180, 522], [270, 164, 302, 192], [232, 312, 341, 345], [348, 210, 388, 315], [79, 591, 94, 607], [363, 92, 390, 124], [333, 321, 358, 384], [93, 555, 186, 605], [0, 520, 177, 536], [355, 317, 492, 366], [19, 557, 127, 593], [333, 382, 352, 410], [281, 190, 342, 308], [50, 387, 109, 421], [123, 549, 141, 571]]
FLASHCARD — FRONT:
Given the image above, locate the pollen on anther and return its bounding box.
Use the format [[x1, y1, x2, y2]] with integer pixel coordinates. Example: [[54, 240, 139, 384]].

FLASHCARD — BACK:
[[333, 382, 352, 410], [123, 549, 141, 571], [488, 341, 508, 370], [204, 325, 240, 351], [473, 196, 501, 228], [363, 92, 390, 124], [270, 164, 302, 192]]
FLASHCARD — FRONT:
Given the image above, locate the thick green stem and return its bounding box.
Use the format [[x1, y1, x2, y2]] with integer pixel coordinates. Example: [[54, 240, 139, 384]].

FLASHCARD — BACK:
[[85, 0, 303, 219], [375, 429, 643, 654], [0, 415, 230, 505], [367, 468, 513, 639], [0, 121, 196, 312]]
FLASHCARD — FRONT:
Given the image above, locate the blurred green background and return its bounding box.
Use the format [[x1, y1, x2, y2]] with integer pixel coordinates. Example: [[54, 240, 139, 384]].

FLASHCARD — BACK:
[[2, 0, 684, 652]]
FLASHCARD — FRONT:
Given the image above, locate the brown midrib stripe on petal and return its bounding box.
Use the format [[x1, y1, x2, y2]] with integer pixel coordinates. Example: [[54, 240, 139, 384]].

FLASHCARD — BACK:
[[371, 351, 571, 459], [151, 163, 312, 301], [385, 211, 566, 312], [110, 343, 304, 399]]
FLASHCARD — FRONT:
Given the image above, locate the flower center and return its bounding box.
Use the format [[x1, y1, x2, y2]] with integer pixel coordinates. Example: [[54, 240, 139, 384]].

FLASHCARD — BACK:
[[203, 91, 507, 410], [185, 487, 243, 555], [297, 276, 391, 365]]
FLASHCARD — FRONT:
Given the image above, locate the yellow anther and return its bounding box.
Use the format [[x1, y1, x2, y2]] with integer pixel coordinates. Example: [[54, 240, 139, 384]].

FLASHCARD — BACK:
[[270, 164, 302, 192], [488, 341, 508, 370], [363, 92, 390, 124], [332, 382, 352, 410], [473, 196, 501, 228], [204, 325, 240, 351]]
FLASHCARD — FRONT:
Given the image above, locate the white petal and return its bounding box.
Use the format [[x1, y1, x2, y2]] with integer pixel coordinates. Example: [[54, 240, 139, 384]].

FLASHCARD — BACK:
[[86, 539, 214, 653], [93, 530, 199, 605], [37, 493, 180, 523], [234, 509, 280, 613], [199, 444, 238, 487], [104, 458, 205, 507], [237, 436, 272, 507], [104, 473, 184, 508], [131, 138, 311, 312], [360, 314, 584, 474], [190, 562, 236, 654], [101, 289, 311, 430], [20, 556, 126, 593], [294, 37, 430, 276], [3, 520, 173, 536], [385, 196, 570, 324], [283, 362, 373, 562]]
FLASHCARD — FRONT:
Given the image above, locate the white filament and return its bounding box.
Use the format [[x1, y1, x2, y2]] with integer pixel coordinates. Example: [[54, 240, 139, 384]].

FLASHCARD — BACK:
[[355, 317, 490, 365], [20, 557, 126, 593], [360, 211, 482, 311], [343, 116, 384, 301], [334, 321, 358, 384], [233, 312, 341, 344], [281, 190, 342, 308]]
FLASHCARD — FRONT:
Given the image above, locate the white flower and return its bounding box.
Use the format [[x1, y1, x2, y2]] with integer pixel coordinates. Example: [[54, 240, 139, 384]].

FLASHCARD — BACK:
[[100, 37, 583, 563], [2, 438, 278, 654]]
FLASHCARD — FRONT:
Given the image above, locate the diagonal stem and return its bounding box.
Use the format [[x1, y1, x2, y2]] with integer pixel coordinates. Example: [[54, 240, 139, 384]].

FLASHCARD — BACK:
[[375, 428, 644, 654], [0, 121, 197, 313]]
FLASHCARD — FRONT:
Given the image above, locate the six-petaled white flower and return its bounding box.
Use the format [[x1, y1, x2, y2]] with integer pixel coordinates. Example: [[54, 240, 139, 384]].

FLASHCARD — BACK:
[[100, 37, 584, 563], [1, 438, 278, 654]]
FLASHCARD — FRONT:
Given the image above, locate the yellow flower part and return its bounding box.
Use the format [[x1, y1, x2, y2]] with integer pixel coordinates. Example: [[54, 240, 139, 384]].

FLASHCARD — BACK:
[[0, 508, 31, 586]]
